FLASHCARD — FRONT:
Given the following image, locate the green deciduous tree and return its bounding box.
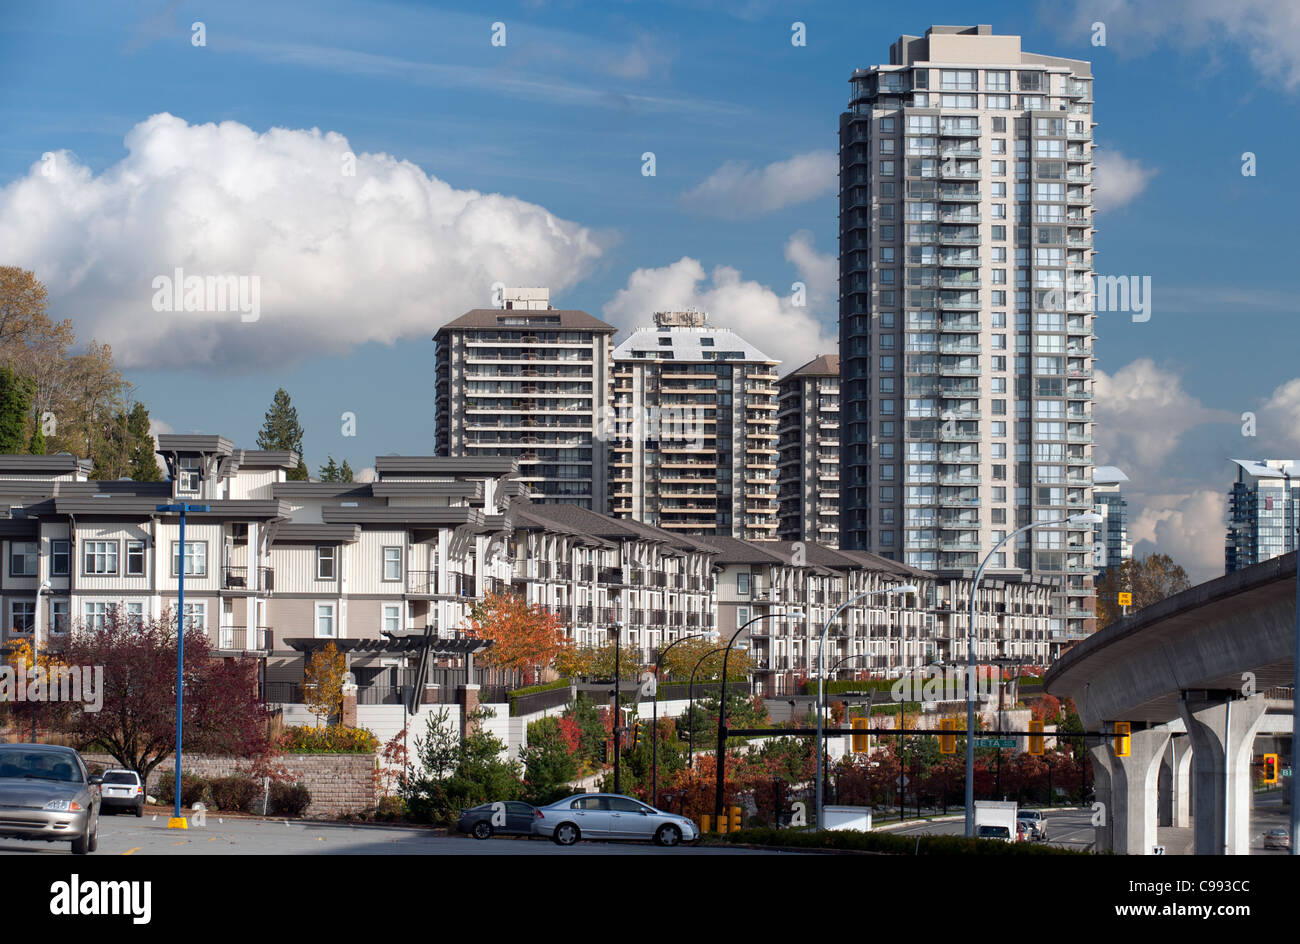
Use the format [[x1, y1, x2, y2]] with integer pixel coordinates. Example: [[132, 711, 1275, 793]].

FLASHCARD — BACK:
[[0, 366, 33, 453]]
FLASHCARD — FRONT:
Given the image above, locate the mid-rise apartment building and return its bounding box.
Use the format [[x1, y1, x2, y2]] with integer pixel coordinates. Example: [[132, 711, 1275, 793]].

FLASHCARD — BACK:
[[1092, 465, 1131, 574], [777, 354, 841, 546], [434, 287, 617, 508], [610, 310, 781, 540], [1225, 459, 1299, 573], [0, 432, 1064, 703], [838, 24, 1097, 641]]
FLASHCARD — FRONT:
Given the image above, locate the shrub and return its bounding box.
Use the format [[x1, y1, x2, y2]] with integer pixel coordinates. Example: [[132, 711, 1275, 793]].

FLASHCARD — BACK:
[[281, 724, 379, 754], [375, 795, 406, 821], [210, 775, 260, 814], [269, 781, 312, 817], [155, 771, 211, 808]]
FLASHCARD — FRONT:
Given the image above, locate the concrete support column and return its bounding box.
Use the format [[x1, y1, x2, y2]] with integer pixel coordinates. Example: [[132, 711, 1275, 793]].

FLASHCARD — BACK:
[[1178, 693, 1268, 855], [1093, 726, 1170, 855], [1089, 746, 1113, 853], [1169, 736, 1193, 828]]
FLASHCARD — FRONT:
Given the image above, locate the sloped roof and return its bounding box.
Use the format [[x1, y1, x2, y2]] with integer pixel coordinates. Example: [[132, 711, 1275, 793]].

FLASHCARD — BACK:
[[435, 309, 616, 335], [781, 354, 840, 380]]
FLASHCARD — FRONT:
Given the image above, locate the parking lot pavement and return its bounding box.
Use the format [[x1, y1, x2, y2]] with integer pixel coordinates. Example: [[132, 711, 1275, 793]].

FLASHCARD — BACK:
[[0, 811, 792, 855]]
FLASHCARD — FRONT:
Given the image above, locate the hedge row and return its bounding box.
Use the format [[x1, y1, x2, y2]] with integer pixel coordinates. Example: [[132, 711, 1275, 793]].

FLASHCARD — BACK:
[[155, 771, 312, 817], [715, 827, 1083, 855], [506, 678, 572, 708], [281, 724, 379, 754]]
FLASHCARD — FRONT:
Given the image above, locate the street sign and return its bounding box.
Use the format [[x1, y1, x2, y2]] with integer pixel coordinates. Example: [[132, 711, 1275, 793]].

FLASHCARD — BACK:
[[896, 775, 910, 787], [1283, 767, 1293, 778], [974, 737, 1016, 748], [1117, 592, 1132, 606]]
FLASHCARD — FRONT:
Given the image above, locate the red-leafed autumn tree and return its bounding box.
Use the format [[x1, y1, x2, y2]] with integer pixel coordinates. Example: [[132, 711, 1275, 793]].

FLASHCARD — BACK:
[[66, 608, 269, 780], [464, 591, 567, 685]]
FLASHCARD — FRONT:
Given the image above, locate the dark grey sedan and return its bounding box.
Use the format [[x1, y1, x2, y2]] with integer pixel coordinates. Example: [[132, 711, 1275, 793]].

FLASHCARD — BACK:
[[456, 801, 542, 840], [0, 744, 102, 854]]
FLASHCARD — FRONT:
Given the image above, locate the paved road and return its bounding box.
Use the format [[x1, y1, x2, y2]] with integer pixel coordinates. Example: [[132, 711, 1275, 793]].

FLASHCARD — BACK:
[[0, 812, 793, 856], [886, 809, 1094, 850]]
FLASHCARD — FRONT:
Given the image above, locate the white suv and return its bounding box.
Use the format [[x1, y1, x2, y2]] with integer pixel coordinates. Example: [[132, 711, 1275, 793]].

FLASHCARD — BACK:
[[98, 769, 145, 817]]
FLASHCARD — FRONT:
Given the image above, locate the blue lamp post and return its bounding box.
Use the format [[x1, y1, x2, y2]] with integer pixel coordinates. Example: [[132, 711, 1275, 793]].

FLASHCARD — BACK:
[[157, 502, 208, 828]]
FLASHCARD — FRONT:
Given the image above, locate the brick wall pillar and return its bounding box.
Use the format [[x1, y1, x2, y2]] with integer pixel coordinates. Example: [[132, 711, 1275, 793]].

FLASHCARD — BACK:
[[341, 682, 358, 728], [421, 684, 440, 705], [458, 684, 480, 737]]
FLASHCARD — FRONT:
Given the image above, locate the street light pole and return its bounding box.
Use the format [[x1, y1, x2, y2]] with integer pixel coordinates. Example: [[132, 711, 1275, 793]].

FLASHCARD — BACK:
[[651, 631, 711, 806], [157, 502, 208, 829], [963, 511, 1101, 837], [611, 619, 624, 795], [687, 645, 727, 766], [714, 611, 803, 823], [815, 585, 916, 829], [30, 579, 50, 742]]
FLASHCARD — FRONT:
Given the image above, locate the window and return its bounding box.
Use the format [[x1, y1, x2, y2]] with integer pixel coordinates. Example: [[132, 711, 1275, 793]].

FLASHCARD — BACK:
[[125, 602, 144, 629], [171, 541, 207, 577], [383, 604, 401, 634], [182, 601, 206, 632], [382, 547, 402, 582], [315, 603, 336, 638], [10, 541, 38, 577], [83, 541, 118, 576], [987, 70, 1010, 91], [178, 457, 201, 493], [51, 600, 70, 634], [737, 572, 751, 595], [10, 601, 34, 633], [940, 70, 976, 91], [84, 602, 110, 630], [317, 546, 336, 580], [126, 540, 145, 577], [50, 540, 70, 576]]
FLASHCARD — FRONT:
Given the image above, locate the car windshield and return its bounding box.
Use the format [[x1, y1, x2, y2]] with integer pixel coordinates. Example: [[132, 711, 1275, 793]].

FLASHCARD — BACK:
[[0, 750, 81, 782], [103, 772, 138, 784]]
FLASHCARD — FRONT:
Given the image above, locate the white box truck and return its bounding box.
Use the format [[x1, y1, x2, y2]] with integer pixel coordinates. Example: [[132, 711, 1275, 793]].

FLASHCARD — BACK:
[[974, 801, 1019, 842]]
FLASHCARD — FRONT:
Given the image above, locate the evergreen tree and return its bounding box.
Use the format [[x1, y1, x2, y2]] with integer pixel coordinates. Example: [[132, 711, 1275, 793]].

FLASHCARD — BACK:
[[257, 388, 307, 481], [27, 418, 45, 455], [125, 402, 162, 481], [318, 456, 339, 482], [0, 367, 33, 454], [339, 459, 354, 483]]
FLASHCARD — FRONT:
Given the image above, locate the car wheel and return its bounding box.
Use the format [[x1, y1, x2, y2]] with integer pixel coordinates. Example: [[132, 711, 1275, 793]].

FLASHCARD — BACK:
[[654, 824, 682, 847], [552, 822, 580, 846], [135, 802, 144, 818], [71, 821, 93, 855], [471, 821, 493, 840]]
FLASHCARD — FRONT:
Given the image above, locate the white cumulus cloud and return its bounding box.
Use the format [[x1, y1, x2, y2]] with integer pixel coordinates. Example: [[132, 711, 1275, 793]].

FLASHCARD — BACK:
[[0, 114, 604, 371], [1093, 148, 1157, 212], [602, 237, 838, 368], [1129, 489, 1228, 583], [1256, 377, 1300, 457], [1056, 0, 1300, 91], [1093, 358, 1233, 477], [678, 151, 837, 218]]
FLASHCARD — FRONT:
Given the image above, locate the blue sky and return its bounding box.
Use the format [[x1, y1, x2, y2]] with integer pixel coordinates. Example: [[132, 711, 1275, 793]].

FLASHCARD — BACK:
[[1, 0, 1297, 578]]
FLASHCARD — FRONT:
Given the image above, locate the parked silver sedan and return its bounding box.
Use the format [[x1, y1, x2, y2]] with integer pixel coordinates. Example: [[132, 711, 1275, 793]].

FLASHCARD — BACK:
[[535, 794, 698, 847], [0, 744, 102, 854]]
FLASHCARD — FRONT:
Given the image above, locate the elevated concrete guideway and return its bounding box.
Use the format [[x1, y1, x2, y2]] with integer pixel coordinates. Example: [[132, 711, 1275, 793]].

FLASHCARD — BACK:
[[1046, 552, 1295, 725], [1044, 552, 1296, 855]]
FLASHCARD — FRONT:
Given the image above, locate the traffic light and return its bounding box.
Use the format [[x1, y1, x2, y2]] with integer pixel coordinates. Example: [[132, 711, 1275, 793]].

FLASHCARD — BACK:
[[1263, 753, 1278, 784], [851, 717, 870, 753], [729, 805, 742, 832], [938, 717, 957, 755], [1028, 719, 1045, 756], [1112, 722, 1130, 758], [633, 721, 644, 749]]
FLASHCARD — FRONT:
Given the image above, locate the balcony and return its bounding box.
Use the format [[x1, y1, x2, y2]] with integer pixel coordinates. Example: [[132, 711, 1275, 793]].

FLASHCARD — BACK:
[[222, 565, 275, 592], [218, 625, 273, 650]]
